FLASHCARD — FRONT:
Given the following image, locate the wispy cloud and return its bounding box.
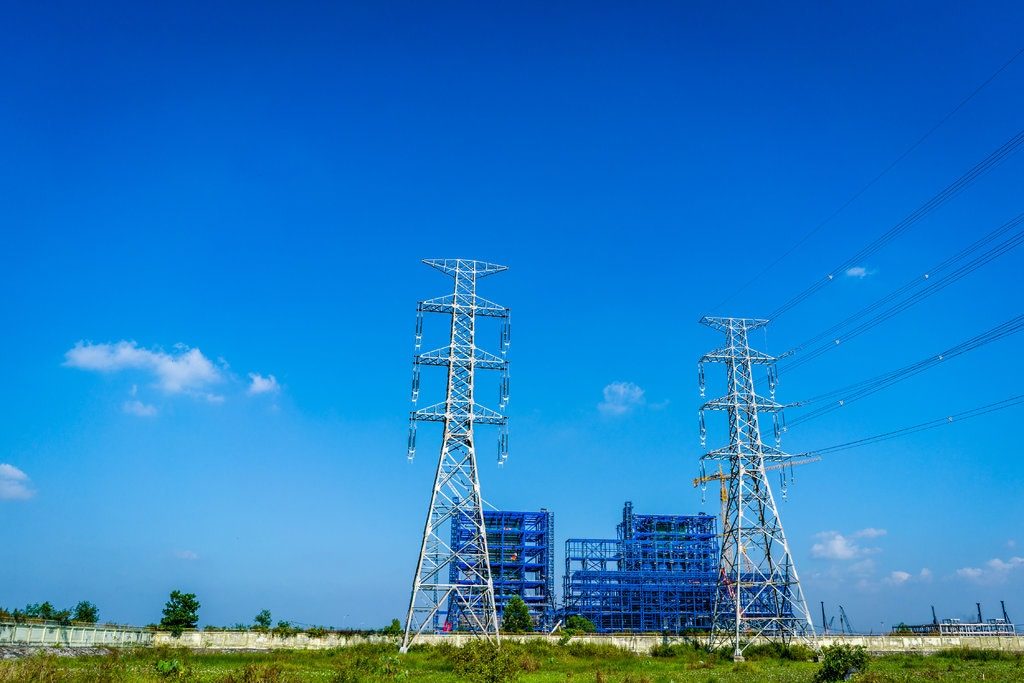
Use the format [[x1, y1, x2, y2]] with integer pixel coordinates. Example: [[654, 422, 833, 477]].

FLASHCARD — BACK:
[[845, 266, 870, 278], [174, 550, 199, 561], [811, 529, 882, 560], [65, 341, 222, 394], [854, 527, 887, 539], [123, 399, 158, 417], [598, 381, 645, 416], [247, 373, 280, 396], [0, 464, 35, 501], [956, 556, 1024, 584]]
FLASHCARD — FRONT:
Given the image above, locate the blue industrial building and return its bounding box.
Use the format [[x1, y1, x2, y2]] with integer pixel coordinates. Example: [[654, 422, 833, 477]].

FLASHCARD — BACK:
[[449, 509, 556, 631], [563, 502, 719, 633]]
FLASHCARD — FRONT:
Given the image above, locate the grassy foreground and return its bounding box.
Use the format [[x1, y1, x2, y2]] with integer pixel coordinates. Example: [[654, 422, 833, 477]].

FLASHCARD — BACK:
[[0, 640, 1021, 682]]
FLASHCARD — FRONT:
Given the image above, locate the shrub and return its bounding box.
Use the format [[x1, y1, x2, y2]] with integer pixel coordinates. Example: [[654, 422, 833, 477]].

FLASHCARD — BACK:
[[332, 645, 408, 682], [272, 621, 299, 638], [447, 640, 523, 683], [813, 644, 869, 683], [155, 658, 186, 678], [743, 642, 816, 661], [305, 626, 328, 638], [381, 618, 403, 636], [649, 641, 718, 665]]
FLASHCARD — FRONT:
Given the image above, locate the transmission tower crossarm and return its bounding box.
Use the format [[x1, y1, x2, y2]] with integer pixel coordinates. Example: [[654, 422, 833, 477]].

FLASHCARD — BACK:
[[420, 294, 510, 318]]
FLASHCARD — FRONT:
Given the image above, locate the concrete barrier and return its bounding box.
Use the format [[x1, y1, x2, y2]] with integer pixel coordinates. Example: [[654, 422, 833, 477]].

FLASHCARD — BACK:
[[0, 622, 153, 648], [154, 631, 1024, 654], [5, 622, 1021, 655]]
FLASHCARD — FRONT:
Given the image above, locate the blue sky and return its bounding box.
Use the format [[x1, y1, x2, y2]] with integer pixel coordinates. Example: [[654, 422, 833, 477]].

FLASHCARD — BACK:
[[2, 2, 1023, 632]]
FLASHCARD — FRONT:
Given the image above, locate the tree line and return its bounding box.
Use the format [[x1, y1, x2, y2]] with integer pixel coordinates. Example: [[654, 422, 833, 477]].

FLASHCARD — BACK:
[[0, 600, 99, 625]]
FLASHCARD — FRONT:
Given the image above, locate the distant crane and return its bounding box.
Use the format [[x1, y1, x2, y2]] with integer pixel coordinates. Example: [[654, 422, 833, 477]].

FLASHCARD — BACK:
[[693, 456, 821, 532], [819, 603, 854, 635], [838, 605, 854, 634]]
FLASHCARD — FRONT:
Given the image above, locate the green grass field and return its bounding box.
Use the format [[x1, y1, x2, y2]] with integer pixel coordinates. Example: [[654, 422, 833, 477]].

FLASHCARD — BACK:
[[1, 641, 1021, 682]]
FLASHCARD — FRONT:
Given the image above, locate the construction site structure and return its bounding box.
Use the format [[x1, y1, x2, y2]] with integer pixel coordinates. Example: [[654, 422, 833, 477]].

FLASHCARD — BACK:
[[450, 509, 556, 631], [894, 602, 1016, 636], [563, 502, 719, 633], [401, 259, 511, 651], [698, 316, 816, 659]]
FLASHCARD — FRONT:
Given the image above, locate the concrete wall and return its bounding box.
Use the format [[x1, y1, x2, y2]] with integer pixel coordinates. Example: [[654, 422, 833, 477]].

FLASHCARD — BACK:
[[0, 622, 153, 648], [5, 621, 1022, 656], [154, 630, 1024, 655]]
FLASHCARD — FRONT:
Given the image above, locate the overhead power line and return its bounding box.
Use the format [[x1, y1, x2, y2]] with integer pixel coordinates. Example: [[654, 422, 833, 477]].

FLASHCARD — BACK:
[[812, 393, 1024, 455], [767, 129, 1024, 320], [710, 45, 1024, 313], [787, 313, 1024, 426], [777, 211, 1024, 372]]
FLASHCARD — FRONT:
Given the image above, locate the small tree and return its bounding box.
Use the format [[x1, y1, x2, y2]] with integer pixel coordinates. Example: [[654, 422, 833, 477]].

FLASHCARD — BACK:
[[382, 618, 403, 636], [72, 601, 99, 624], [253, 609, 272, 631], [160, 590, 200, 636], [565, 615, 596, 633], [501, 596, 533, 633]]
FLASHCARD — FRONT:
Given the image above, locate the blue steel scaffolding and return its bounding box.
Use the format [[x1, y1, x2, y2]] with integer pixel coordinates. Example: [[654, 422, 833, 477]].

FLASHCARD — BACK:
[[450, 509, 556, 631], [563, 502, 719, 633]]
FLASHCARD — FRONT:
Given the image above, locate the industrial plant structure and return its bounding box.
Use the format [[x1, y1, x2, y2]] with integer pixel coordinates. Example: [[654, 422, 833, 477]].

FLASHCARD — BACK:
[[563, 502, 719, 633], [450, 510, 556, 631]]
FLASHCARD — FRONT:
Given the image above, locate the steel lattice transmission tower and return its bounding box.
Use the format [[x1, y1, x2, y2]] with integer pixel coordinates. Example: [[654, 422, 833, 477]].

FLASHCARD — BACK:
[[401, 259, 511, 652], [697, 316, 815, 660]]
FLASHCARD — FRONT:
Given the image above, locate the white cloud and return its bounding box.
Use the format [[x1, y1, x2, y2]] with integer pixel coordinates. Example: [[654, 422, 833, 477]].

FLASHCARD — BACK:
[[886, 570, 912, 586], [1008, 539, 1017, 549], [854, 527, 887, 539], [811, 530, 880, 560], [845, 266, 869, 278], [247, 373, 280, 396], [65, 341, 222, 394], [175, 550, 199, 561], [956, 567, 984, 580], [598, 381, 645, 416], [122, 400, 157, 417], [955, 556, 1024, 584], [0, 464, 35, 501], [919, 568, 933, 581]]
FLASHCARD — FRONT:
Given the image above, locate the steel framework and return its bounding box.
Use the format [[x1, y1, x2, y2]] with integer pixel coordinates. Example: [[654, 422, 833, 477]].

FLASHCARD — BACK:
[[401, 259, 511, 651], [451, 510, 556, 630], [698, 316, 815, 659], [563, 502, 718, 633]]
